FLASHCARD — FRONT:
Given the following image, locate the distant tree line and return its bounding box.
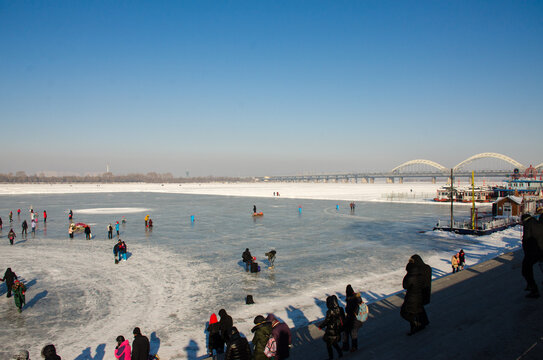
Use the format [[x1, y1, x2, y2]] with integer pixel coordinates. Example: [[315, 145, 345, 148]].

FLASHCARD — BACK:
[[0, 171, 254, 183]]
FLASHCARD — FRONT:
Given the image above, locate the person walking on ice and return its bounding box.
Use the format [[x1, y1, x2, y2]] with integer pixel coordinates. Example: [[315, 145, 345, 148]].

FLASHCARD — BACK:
[[2, 267, 17, 297], [265, 250, 276, 269], [21, 220, 28, 238], [12, 279, 26, 312], [8, 228, 16, 245], [31, 219, 36, 237]]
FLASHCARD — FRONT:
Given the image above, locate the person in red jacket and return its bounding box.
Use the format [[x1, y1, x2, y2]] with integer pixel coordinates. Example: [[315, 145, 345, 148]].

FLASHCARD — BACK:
[[114, 335, 131, 360], [207, 313, 224, 359], [43, 210, 47, 223]]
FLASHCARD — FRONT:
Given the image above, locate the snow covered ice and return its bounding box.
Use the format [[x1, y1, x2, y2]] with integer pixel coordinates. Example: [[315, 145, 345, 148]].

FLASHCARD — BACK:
[[0, 182, 522, 359]]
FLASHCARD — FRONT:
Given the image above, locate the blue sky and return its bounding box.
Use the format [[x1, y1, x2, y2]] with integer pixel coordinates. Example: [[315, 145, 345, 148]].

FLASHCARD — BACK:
[[1, 1, 542, 176]]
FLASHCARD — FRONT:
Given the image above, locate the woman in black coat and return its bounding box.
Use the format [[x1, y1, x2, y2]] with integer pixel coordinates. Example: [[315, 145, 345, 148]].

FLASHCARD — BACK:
[[401, 254, 431, 335], [41, 344, 61, 360], [318, 295, 344, 360], [2, 268, 17, 298], [219, 309, 234, 344], [225, 327, 251, 360], [343, 284, 363, 352]]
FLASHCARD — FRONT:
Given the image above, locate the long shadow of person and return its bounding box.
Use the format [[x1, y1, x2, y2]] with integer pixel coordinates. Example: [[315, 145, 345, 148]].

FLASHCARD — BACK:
[[74, 343, 106, 360], [150, 331, 161, 356], [184, 339, 199, 360], [285, 305, 311, 346], [314, 296, 328, 317], [25, 290, 48, 309]]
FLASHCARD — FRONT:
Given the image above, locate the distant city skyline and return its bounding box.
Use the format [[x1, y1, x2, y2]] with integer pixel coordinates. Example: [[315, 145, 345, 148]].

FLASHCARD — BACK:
[[1, 1, 542, 177]]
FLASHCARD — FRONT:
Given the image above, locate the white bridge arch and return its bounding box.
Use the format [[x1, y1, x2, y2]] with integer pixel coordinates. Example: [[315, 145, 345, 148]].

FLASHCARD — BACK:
[[535, 163, 543, 171], [453, 152, 525, 171], [391, 159, 448, 174]]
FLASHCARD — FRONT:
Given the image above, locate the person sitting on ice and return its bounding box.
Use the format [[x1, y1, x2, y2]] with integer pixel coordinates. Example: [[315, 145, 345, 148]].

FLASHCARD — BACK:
[[265, 250, 277, 269], [242, 248, 253, 271], [119, 240, 128, 261]]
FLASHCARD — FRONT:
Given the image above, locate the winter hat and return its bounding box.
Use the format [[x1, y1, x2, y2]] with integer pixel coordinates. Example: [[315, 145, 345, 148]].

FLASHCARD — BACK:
[[253, 315, 266, 324], [218, 309, 227, 317], [266, 313, 277, 322], [116, 335, 125, 344], [133, 327, 141, 335], [209, 313, 218, 324]]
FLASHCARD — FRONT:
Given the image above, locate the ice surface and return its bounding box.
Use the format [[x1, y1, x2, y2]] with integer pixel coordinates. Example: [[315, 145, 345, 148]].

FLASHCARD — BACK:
[[0, 183, 521, 359], [76, 207, 150, 215]]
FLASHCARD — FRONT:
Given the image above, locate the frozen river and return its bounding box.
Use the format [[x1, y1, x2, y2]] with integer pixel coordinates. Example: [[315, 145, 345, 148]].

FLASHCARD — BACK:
[[0, 188, 522, 359]]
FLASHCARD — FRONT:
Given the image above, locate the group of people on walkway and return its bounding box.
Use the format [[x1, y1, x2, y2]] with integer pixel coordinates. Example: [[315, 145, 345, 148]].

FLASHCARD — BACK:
[[318, 284, 368, 359], [451, 249, 465, 273], [206, 308, 292, 360]]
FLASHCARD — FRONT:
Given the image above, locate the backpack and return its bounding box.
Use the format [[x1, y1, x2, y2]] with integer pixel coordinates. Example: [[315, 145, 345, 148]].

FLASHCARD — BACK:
[[356, 302, 369, 322], [264, 335, 277, 358]]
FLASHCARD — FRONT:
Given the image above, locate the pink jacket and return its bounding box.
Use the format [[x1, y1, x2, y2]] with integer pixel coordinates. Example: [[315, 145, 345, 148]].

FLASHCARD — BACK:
[[114, 339, 131, 360]]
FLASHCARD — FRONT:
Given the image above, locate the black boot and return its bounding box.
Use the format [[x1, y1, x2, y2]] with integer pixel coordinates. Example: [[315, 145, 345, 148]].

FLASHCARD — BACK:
[[351, 338, 358, 352]]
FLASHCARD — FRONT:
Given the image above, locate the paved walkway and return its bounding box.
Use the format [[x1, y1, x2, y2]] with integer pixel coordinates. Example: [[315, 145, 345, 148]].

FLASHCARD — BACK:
[[289, 250, 543, 360]]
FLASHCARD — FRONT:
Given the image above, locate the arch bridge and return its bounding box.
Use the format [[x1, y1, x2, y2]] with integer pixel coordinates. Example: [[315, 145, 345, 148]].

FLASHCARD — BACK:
[[256, 153, 539, 183]]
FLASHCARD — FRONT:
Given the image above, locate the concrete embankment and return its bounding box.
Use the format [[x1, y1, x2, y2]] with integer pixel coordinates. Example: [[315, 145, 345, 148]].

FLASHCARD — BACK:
[[289, 250, 542, 360]]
